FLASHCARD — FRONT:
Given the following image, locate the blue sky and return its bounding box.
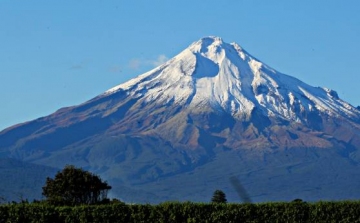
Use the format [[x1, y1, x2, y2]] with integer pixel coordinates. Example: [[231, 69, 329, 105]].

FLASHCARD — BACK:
[[1, 0, 359, 130]]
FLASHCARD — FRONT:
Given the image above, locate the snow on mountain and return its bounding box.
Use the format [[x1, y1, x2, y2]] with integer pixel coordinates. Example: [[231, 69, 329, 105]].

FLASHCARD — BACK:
[[2, 36, 360, 203], [105, 36, 360, 123]]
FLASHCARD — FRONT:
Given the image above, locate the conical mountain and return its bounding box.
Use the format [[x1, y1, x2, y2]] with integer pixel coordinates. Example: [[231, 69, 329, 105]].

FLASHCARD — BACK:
[[107, 36, 359, 123], [1, 36, 360, 203]]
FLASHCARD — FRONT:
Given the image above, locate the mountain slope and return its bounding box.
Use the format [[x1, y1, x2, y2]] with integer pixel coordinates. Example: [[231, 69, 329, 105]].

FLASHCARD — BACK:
[[1, 36, 360, 203], [107, 36, 359, 121], [0, 158, 58, 202]]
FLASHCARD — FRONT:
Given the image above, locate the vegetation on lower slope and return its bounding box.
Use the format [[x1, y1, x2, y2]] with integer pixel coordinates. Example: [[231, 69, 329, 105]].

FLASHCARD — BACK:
[[0, 158, 58, 202]]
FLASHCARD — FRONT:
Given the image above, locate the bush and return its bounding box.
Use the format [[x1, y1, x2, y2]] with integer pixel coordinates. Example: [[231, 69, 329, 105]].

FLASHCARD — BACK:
[[1, 201, 360, 222]]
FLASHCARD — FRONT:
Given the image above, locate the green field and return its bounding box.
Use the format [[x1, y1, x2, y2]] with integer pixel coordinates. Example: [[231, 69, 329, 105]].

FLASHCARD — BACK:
[[1, 201, 360, 222]]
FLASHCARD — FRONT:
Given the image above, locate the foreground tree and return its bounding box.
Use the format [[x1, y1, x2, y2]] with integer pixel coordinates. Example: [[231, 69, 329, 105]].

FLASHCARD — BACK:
[[211, 189, 227, 204], [42, 165, 111, 206]]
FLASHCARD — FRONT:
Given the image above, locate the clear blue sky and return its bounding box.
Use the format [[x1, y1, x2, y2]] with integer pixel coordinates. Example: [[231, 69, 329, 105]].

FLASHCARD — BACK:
[[1, 0, 359, 130]]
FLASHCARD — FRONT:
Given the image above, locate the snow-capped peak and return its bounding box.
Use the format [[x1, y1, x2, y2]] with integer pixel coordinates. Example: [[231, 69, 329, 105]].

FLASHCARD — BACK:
[[105, 36, 360, 122]]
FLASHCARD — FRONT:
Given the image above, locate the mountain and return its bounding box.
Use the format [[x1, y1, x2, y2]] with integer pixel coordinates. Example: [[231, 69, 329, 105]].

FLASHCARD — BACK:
[[1, 36, 360, 203]]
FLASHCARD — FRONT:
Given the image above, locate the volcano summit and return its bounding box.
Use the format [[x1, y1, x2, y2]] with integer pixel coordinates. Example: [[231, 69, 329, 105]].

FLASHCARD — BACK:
[[1, 36, 360, 203]]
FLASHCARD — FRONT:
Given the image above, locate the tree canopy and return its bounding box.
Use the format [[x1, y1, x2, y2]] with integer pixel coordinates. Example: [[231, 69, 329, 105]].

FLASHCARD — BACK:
[[42, 165, 111, 206], [211, 189, 227, 204]]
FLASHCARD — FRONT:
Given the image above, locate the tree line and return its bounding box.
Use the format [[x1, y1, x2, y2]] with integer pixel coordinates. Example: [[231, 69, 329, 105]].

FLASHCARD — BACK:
[[2, 165, 360, 222], [37, 165, 227, 206]]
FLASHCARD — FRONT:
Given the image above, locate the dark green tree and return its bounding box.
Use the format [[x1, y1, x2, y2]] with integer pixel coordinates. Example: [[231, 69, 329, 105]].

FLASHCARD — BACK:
[[211, 189, 227, 204], [42, 165, 111, 206]]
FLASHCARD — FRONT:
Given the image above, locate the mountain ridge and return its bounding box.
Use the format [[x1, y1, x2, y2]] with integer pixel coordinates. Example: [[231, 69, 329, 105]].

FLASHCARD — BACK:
[[105, 36, 359, 123]]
